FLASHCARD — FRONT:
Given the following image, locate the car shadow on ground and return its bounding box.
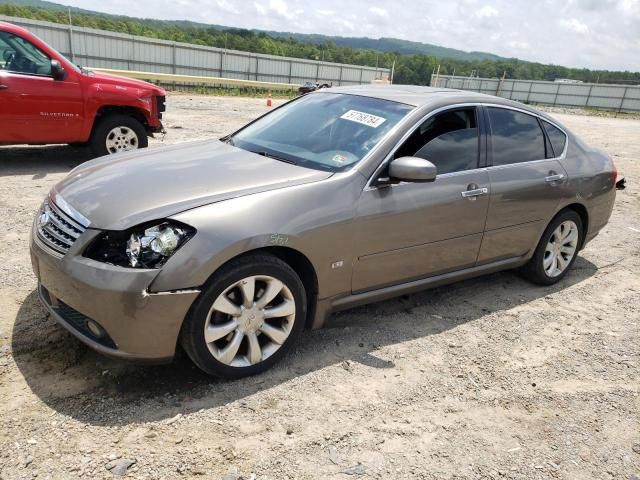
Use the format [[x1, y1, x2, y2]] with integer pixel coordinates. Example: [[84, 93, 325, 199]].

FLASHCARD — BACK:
[[11, 257, 598, 426], [0, 145, 93, 177]]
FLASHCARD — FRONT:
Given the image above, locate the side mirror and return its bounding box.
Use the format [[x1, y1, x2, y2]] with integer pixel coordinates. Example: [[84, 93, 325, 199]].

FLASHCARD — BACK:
[[51, 59, 66, 81], [388, 156, 437, 183]]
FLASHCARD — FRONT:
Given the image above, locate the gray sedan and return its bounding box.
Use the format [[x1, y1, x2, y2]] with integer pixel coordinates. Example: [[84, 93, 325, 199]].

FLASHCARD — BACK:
[[30, 85, 617, 377]]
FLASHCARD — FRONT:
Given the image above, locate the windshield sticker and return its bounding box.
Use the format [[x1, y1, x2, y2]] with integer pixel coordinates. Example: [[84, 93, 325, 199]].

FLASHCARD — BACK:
[[340, 110, 386, 128]]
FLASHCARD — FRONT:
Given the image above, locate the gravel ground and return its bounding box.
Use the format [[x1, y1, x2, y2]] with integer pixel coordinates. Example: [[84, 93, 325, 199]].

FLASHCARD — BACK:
[[0, 94, 639, 480]]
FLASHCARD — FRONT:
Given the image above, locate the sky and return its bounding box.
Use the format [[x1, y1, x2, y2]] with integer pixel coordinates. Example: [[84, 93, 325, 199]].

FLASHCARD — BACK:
[[60, 0, 640, 71]]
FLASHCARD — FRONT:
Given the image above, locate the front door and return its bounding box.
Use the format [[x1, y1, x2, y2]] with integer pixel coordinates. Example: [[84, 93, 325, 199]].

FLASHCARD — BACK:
[[352, 107, 490, 292], [0, 30, 83, 143]]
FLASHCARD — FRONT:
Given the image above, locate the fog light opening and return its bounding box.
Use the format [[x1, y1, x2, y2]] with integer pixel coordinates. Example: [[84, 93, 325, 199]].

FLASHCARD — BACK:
[[86, 320, 104, 338]]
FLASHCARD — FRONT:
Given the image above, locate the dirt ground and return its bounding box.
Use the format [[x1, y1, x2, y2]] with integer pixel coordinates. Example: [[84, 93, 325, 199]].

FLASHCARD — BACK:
[[0, 95, 638, 480]]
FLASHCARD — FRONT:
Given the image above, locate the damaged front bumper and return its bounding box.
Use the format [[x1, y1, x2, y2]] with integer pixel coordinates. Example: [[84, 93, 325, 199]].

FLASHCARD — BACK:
[[30, 228, 199, 362]]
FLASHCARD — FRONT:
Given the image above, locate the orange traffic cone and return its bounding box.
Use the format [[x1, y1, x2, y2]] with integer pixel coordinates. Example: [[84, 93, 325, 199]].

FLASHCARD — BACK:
[[266, 93, 272, 107]]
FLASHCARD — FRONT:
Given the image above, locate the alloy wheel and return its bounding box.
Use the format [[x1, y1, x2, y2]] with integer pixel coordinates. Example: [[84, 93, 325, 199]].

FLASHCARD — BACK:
[[543, 220, 579, 277], [204, 275, 296, 367]]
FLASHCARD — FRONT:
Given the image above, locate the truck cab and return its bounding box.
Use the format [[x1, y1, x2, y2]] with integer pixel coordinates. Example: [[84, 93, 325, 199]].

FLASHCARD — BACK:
[[0, 21, 165, 157]]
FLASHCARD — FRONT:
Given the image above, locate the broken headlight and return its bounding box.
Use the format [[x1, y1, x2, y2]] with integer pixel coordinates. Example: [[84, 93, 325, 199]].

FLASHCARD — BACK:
[[84, 220, 195, 269]]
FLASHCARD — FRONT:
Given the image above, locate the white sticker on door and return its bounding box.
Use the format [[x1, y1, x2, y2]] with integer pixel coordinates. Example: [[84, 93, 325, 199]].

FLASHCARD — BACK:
[[340, 110, 386, 128]]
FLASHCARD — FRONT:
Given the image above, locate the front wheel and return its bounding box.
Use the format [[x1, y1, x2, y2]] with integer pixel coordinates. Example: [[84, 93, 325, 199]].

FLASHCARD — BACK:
[[89, 114, 148, 157], [180, 254, 307, 378], [521, 210, 583, 285]]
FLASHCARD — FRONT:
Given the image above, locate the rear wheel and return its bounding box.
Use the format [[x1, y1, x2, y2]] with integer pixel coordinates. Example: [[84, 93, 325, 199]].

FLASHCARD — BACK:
[[89, 114, 148, 157], [521, 210, 583, 285], [180, 254, 307, 378]]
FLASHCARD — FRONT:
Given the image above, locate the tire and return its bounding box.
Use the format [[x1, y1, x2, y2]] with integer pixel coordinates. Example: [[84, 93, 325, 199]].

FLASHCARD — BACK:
[[180, 254, 307, 378], [89, 114, 148, 157], [521, 210, 583, 285]]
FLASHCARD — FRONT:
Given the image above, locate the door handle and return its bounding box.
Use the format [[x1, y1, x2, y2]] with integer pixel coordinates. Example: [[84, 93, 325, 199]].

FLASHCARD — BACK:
[[545, 173, 565, 183], [0, 84, 8, 90], [461, 187, 488, 198]]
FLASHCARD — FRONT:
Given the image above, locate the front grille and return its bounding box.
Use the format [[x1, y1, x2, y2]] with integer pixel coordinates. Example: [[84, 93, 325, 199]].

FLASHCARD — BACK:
[[156, 95, 166, 118], [37, 200, 86, 255]]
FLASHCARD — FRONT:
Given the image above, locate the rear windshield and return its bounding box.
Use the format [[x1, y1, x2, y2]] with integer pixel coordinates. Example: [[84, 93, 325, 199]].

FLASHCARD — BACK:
[[230, 93, 414, 172]]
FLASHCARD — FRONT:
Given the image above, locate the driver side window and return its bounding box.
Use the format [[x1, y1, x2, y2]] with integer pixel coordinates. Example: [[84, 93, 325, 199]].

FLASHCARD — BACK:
[[0, 31, 52, 76], [395, 108, 480, 175]]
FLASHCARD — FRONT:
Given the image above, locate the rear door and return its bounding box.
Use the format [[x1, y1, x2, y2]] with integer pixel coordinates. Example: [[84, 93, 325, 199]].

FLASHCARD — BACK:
[[0, 30, 83, 143], [477, 106, 569, 263], [352, 106, 490, 292]]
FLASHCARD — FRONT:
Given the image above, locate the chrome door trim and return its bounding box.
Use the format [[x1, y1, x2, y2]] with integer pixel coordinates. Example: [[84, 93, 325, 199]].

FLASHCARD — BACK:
[[364, 102, 569, 191], [545, 173, 566, 183], [461, 187, 489, 198]]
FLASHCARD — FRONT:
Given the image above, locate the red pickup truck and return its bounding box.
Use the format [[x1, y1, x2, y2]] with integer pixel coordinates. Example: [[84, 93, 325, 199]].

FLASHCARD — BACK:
[[0, 21, 165, 157]]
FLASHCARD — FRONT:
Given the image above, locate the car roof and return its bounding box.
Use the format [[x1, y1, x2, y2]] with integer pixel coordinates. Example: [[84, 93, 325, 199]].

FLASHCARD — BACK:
[[320, 84, 541, 113]]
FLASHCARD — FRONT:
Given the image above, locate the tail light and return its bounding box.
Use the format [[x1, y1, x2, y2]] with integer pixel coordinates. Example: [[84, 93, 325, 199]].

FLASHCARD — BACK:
[[610, 154, 627, 190]]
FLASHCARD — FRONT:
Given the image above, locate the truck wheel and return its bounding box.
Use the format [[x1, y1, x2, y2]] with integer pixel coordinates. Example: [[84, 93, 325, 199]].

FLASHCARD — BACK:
[[89, 115, 148, 157]]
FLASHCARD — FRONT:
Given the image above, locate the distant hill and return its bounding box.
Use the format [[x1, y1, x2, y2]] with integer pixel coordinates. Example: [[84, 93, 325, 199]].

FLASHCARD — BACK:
[[264, 31, 509, 62], [4, 0, 513, 63]]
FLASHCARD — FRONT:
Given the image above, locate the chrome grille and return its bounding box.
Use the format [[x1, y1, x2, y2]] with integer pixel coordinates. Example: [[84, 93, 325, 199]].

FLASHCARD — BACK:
[[37, 200, 87, 255]]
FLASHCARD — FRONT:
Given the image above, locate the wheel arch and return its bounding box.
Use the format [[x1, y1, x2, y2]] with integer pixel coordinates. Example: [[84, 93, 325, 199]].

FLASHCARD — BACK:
[[558, 202, 589, 249], [195, 246, 320, 330], [93, 105, 150, 133]]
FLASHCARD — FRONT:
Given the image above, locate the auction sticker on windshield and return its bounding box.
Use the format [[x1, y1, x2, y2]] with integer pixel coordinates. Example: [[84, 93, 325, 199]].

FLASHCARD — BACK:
[[340, 110, 386, 128]]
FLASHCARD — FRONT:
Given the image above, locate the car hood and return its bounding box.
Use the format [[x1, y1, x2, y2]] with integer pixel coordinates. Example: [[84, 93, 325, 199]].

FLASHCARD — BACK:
[[53, 140, 332, 230], [86, 70, 165, 96]]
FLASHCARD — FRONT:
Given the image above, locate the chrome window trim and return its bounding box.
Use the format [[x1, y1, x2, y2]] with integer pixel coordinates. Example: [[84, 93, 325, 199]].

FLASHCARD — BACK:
[[364, 103, 483, 191], [364, 102, 569, 191], [538, 117, 569, 159], [484, 104, 568, 168]]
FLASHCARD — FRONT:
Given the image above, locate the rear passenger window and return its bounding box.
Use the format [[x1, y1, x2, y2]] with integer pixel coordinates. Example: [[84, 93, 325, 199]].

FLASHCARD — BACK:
[[395, 108, 479, 175], [488, 108, 546, 166], [542, 121, 567, 157]]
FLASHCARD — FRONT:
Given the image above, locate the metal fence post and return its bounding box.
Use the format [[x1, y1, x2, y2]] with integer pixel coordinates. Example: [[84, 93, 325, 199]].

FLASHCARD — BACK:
[[255, 56, 259, 81], [315, 62, 320, 82], [288, 60, 293, 84], [67, 23, 75, 64], [553, 83, 560, 106], [618, 87, 629, 113], [338, 65, 343, 86], [585, 84, 594, 108], [525, 82, 533, 103], [172, 44, 177, 74], [359, 68, 363, 85]]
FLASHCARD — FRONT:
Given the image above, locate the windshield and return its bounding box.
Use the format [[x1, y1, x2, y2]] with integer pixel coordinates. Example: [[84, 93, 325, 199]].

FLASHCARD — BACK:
[[230, 93, 414, 172]]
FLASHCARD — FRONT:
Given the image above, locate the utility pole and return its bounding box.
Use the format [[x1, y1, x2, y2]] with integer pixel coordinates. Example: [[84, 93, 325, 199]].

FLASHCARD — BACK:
[[390, 59, 395, 84], [433, 64, 441, 87], [496, 70, 506, 96], [67, 7, 76, 64]]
